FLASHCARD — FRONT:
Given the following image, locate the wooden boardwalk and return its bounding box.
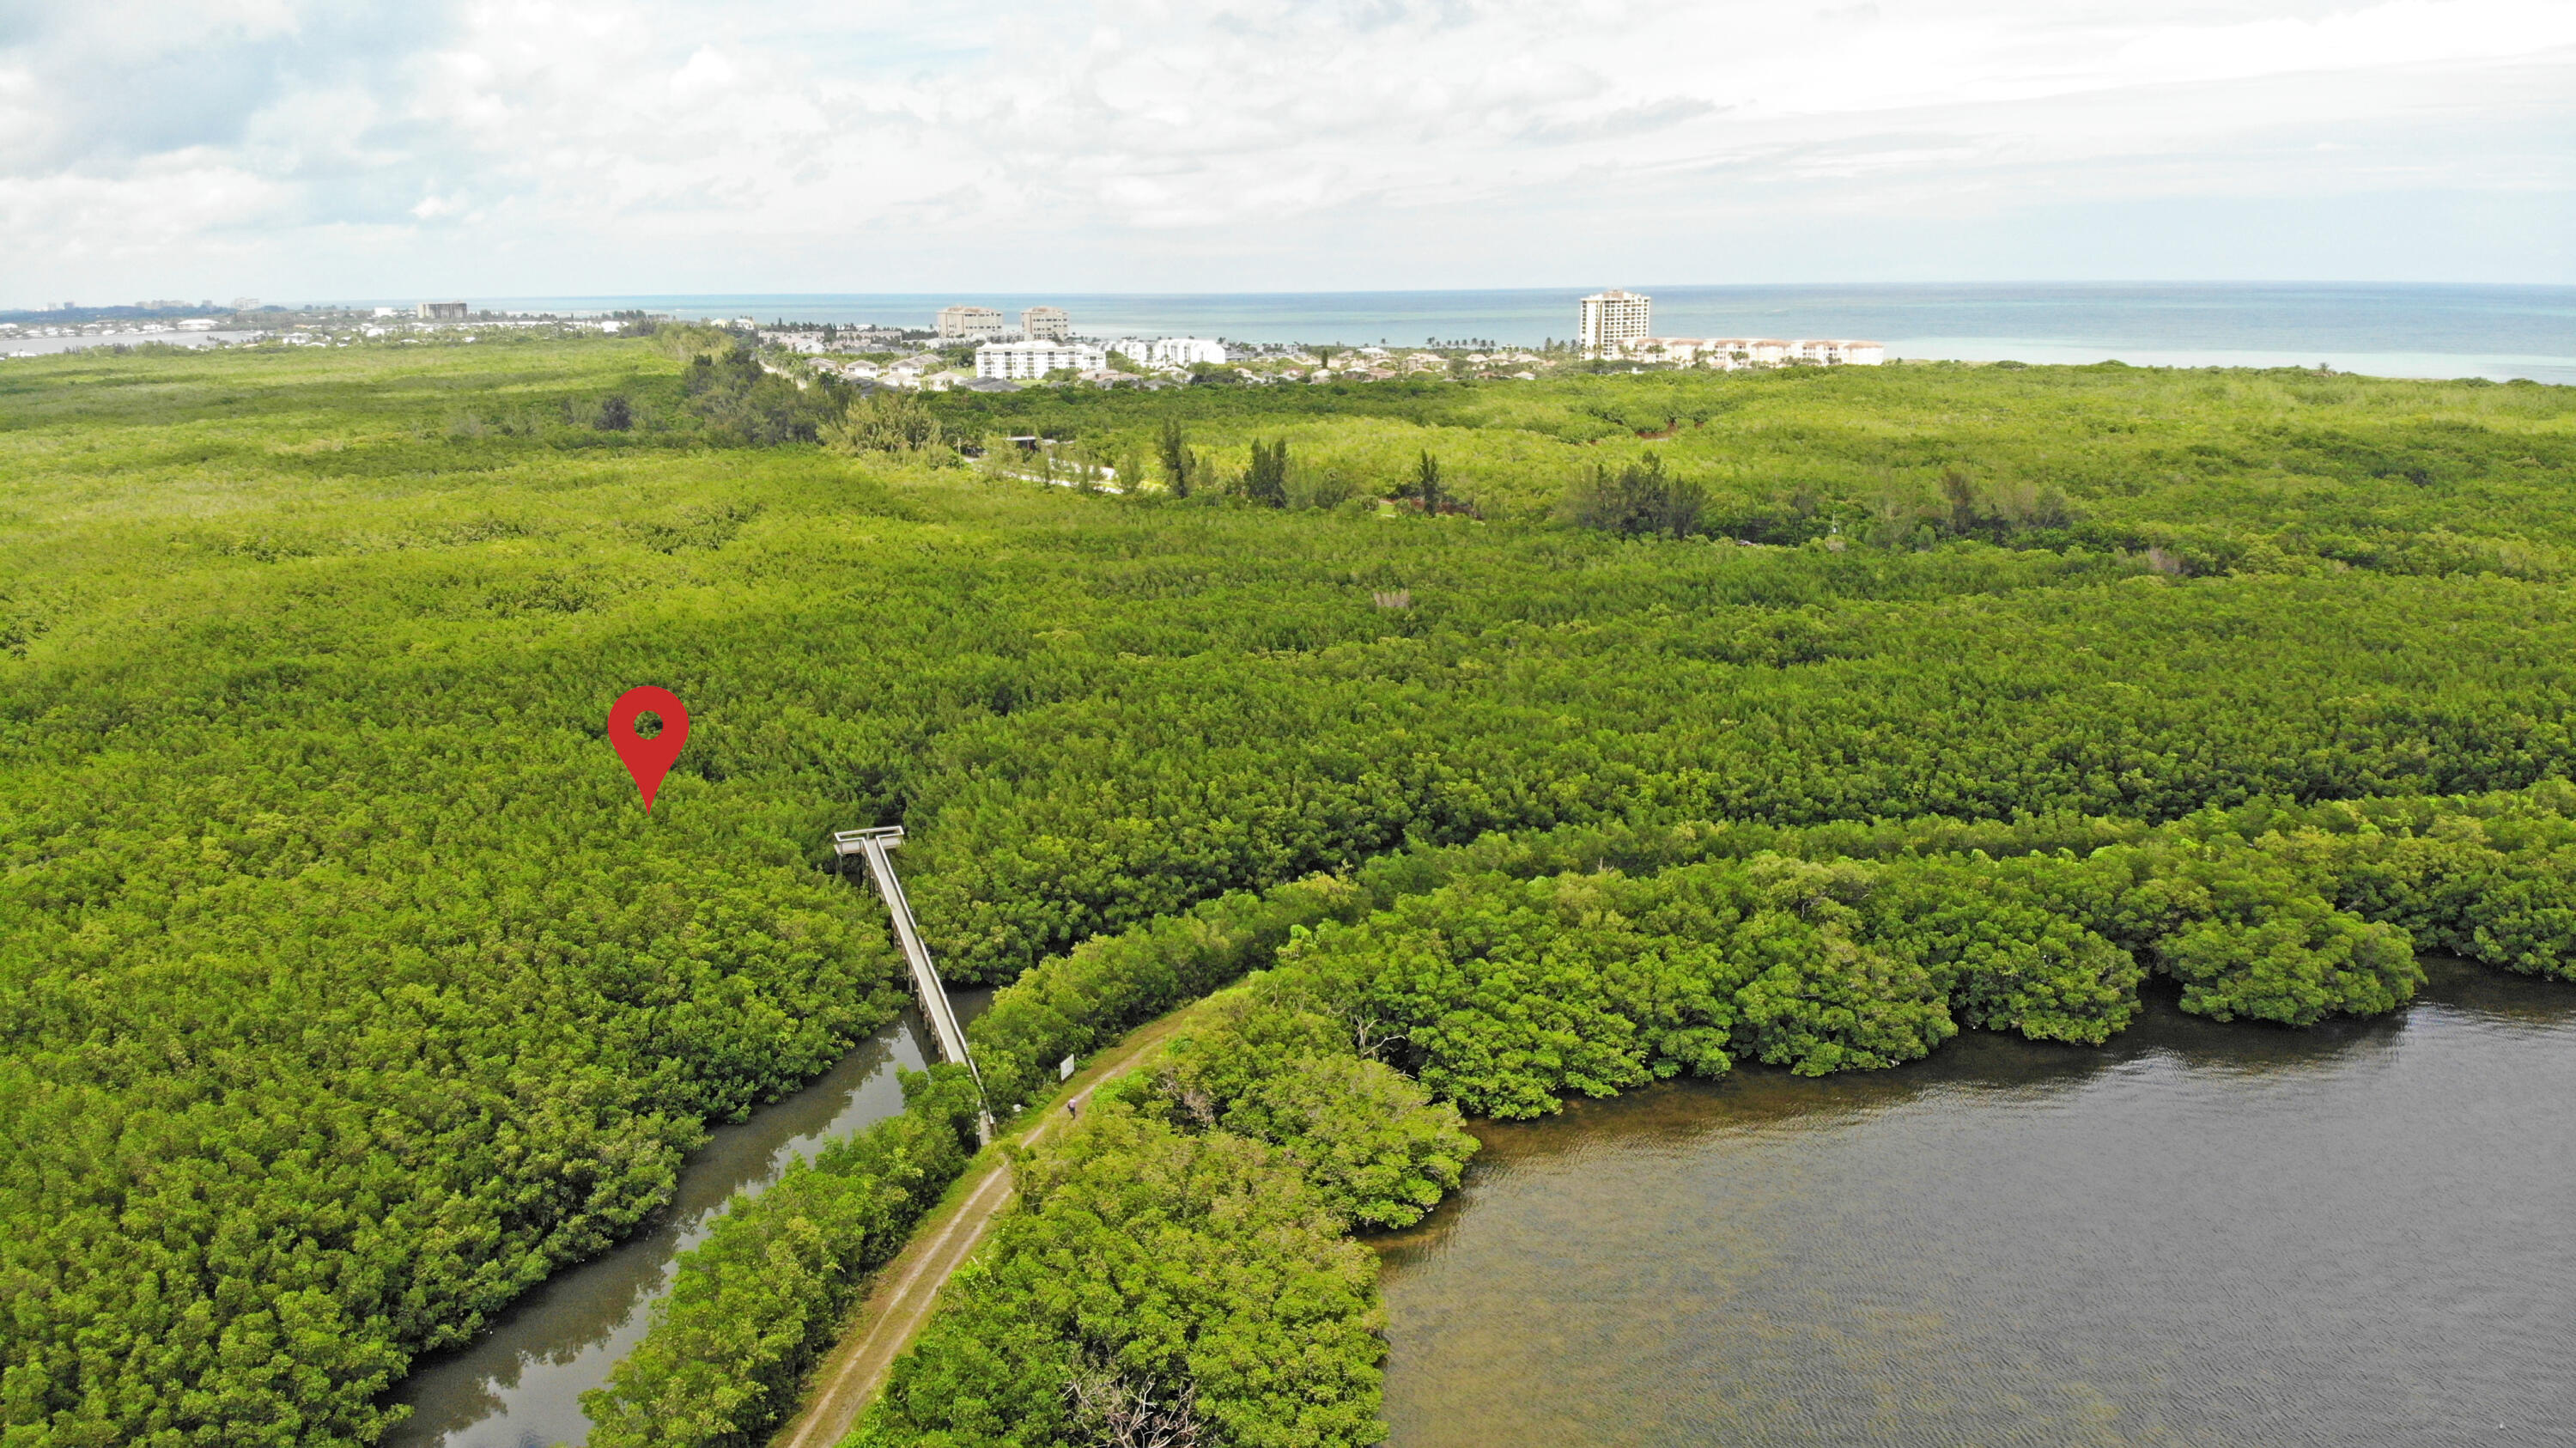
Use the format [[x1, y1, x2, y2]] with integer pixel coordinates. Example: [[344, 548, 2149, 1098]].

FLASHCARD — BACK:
[[831, 827, 990, 1140]]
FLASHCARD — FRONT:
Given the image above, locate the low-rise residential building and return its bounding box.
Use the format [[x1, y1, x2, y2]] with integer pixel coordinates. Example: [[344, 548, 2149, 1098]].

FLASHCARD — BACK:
[[1635, 337, 1708, 365], [1109, 337, 1227, 369], [936, 305, 1005, 339], [1606, 335, 1881, 368], [1155, 338, 1226, 368], [1790, 338, 1884, 364], [976, 338, 1109, 380]]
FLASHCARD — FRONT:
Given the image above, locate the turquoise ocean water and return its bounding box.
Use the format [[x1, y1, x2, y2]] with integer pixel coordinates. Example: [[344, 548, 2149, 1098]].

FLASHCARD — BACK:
[[445, 283, 2576, 384]]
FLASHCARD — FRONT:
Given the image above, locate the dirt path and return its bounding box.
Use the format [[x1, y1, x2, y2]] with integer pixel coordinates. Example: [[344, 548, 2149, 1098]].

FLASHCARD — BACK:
[[772, 1012, 1194, 1448]]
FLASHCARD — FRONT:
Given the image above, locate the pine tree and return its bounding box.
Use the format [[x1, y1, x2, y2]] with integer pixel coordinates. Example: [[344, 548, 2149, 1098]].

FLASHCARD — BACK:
[[1411, 451, 1443, 514], [1158, 417, 1194, 497], [1245, 438, 1289, 508]]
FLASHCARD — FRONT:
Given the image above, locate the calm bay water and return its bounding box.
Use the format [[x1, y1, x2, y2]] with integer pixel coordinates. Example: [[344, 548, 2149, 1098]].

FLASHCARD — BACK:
[[382, 992, 986, 1448], [454, 283, 2576, 384], [1376, 959, 2576, 1448]]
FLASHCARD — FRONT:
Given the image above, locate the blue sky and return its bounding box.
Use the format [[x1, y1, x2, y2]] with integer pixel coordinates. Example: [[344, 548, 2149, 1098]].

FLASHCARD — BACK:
[[3, 0, 2570, 306]]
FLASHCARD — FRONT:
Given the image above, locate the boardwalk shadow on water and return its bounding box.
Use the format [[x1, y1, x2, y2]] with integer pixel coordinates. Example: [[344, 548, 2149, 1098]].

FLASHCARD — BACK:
[[1376, 958, 2576, 1448]]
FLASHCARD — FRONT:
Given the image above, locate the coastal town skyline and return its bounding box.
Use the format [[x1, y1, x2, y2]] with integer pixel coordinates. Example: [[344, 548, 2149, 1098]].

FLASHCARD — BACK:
[[13, 281, 2568, 383]]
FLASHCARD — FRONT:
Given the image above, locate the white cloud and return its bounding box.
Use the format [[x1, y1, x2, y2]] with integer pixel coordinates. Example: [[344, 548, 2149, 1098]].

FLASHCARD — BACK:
[[667, 46, 738, 100], [2, 0, 2570, 301]]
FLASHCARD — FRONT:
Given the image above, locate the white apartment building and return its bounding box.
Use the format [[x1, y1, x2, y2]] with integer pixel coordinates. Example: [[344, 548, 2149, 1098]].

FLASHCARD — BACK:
[[977, 338, 1109, 380], [1155, 338, 1225, 368], [1788, 338, 1884, 365], [1109, 337, 1227, 368], [1578, 289, 1652, 355], [936, 305, 1005, 340], [1022, 307, 1072, 341], [1609, 336, 1885, 368], [417, 301, 469, 321]]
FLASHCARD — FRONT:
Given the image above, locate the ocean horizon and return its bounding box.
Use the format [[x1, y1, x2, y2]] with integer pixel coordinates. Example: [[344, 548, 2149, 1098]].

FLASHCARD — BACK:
[[343, 282, 2576, 386]]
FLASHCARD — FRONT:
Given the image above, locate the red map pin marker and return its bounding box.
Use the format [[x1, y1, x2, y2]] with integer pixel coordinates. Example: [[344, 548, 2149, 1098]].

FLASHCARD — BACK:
[[608, 686, 690, 812]]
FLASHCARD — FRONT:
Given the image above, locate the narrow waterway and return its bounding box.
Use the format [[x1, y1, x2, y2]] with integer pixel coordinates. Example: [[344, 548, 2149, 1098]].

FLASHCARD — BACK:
[[1377, 959, 2576, 1448], [384, 991, 988, 1448]]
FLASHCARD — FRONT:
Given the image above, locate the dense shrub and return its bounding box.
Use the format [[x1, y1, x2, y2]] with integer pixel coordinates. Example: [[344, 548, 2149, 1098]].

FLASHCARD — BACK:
[[856, 1107, 1386, 1448], [862, 785, 2576, 1445], [966, 874, 1369, 1111], [680, 347, 848, 444], [1137, 992, 1476, 1230], [1194, 808, 2576, 1104], [7, 339, 2575, 1446], [1564, 453, 1707, 538], [578, 1067, 981, 1448]]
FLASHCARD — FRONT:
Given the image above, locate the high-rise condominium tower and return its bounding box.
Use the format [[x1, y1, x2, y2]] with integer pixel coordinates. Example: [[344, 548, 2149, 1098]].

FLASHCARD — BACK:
[[1578, 289, 1652, 355]]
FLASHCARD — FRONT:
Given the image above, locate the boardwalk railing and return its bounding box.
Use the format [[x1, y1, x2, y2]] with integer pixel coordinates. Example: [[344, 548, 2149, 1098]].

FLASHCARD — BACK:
[[831, 826, 992, 1141]]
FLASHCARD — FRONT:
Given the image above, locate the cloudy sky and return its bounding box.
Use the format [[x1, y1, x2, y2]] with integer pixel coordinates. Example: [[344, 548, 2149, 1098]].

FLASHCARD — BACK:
[[3, 0, 2571, 305]]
